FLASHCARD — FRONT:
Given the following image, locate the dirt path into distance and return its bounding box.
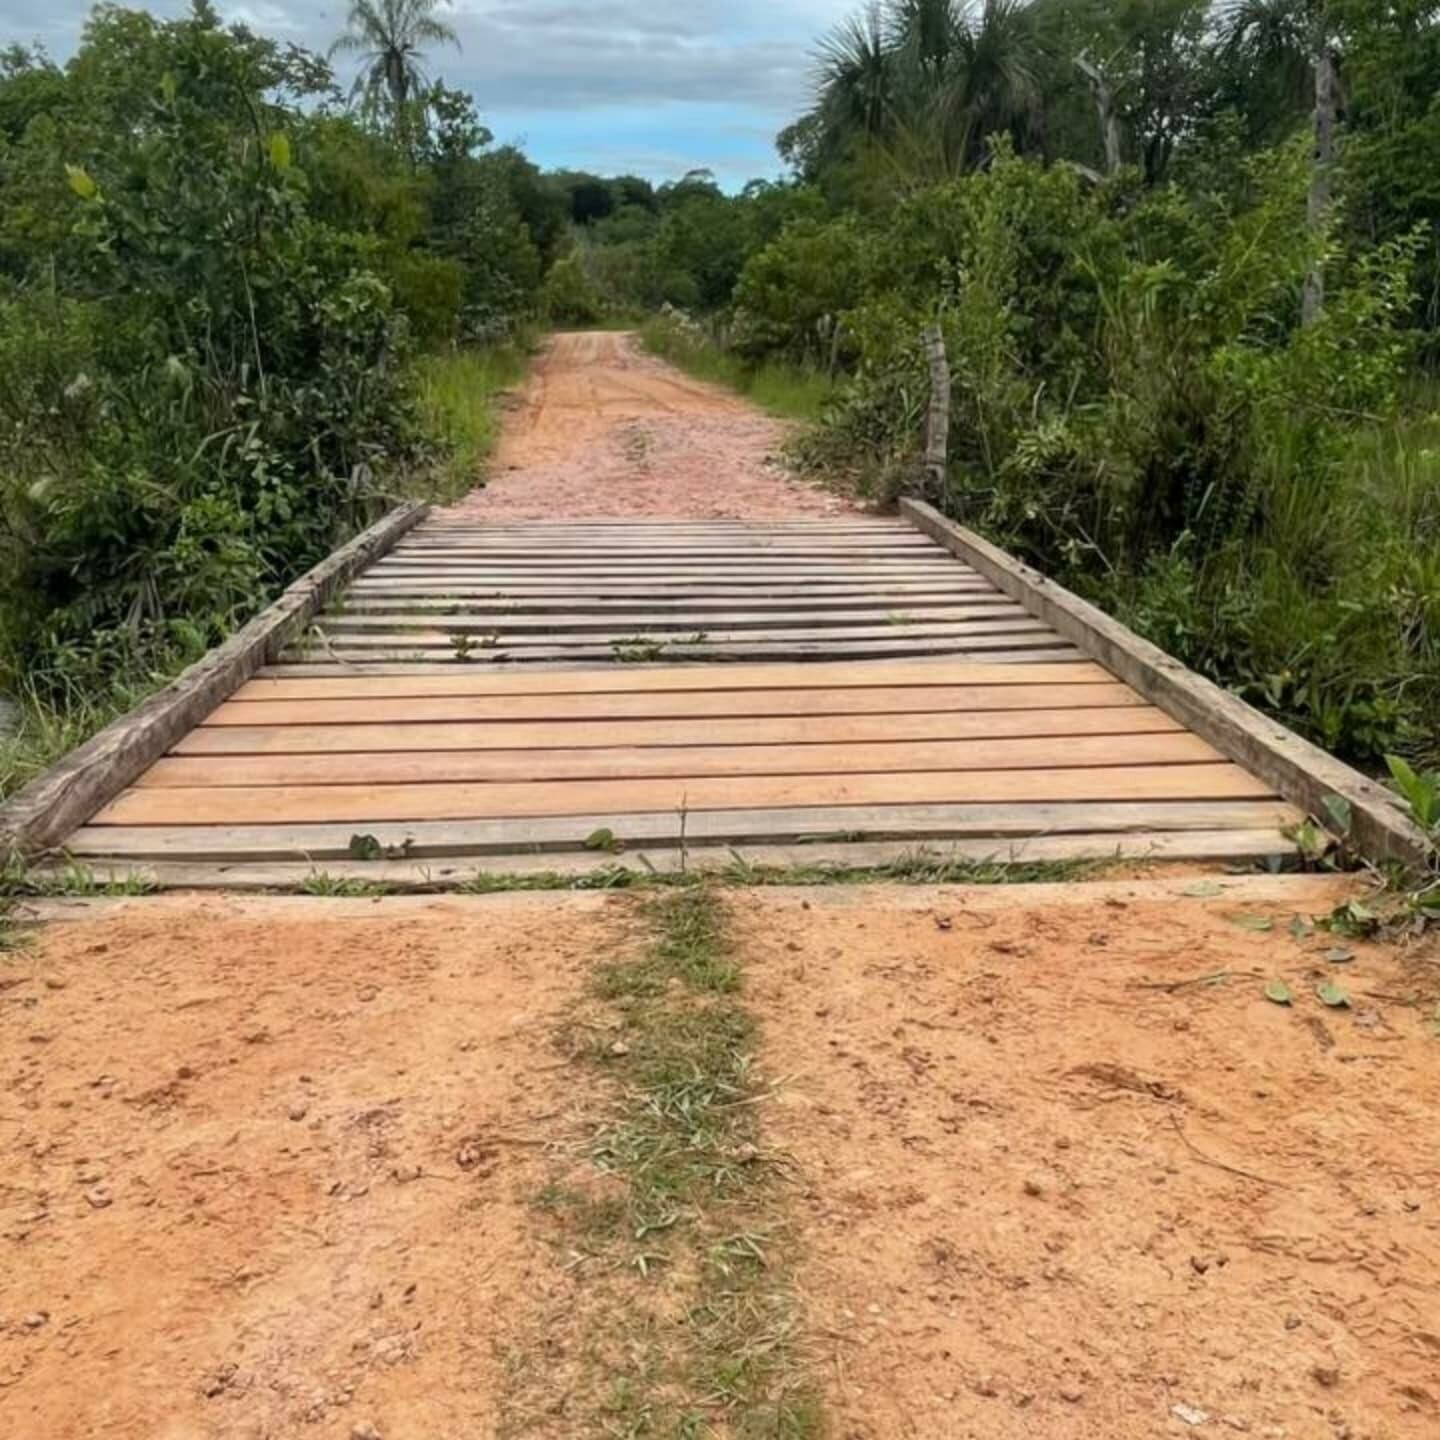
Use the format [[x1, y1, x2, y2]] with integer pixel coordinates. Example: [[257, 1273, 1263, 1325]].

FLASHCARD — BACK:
[[437, 329, 856, 520], [5, 877, 1438, 1437]]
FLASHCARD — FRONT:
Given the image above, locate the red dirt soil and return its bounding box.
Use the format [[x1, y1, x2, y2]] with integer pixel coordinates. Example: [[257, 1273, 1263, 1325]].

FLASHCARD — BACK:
[[0, 894, 614, 1439], [4, 877, 1438, 1438], [436, 330, 858, 521], [736, 878, 1440, 1440]]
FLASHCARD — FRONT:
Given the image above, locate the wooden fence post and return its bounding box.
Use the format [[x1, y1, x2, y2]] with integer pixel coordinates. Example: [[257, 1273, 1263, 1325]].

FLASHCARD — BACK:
[[922, 323, 951, 496]]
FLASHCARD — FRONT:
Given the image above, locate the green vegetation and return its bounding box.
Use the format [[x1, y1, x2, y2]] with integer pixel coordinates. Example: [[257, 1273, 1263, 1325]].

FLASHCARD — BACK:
[[412, 339, 532, 502], [521, 886, 822, 1437], [640, 312, 836, 423]]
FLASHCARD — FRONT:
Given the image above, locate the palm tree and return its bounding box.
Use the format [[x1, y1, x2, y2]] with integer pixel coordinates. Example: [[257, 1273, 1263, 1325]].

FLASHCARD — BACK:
[[329, 0, 460, 123], [807, 0, 1040, 181]]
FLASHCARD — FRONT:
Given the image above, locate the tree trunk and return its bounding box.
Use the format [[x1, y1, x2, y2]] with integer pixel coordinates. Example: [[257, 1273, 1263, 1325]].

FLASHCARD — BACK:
[[922, 323, 950, 496], [1075, 53, 1122, 176], [1303, 38, 1337, 326]]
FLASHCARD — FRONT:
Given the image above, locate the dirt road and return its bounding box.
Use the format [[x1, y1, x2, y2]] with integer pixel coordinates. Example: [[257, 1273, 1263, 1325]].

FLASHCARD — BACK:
[[438, 330, 856, 520], [5, 878, 1438, 1438]]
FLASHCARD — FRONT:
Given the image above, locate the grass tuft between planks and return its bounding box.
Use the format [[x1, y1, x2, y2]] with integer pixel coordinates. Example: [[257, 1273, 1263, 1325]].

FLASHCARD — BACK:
[[507, 885, 823, 1439]]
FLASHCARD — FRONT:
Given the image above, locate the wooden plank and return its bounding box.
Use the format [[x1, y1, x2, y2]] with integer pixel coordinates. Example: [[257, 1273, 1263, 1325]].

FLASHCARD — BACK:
[[323, 604, 1033, 632], [900, 499, 1430, 867], [56, 830, 1300, 891], [142, 733, 1221, 788], [392, 537, 941, 551], [211, 681, 1140, 726], [283, 643, 1084, 666], [177, 706, 1183, 755], [233, 659, 1111, 698], [0, 501, 429, 857], [331, 600, 1024, 624], [343, 582, 1001, 601], [93, 763, 1276, 826], [260, 652, 1086, 675], [64, 799, 1304, 860], [305, 618, 1055, 646]]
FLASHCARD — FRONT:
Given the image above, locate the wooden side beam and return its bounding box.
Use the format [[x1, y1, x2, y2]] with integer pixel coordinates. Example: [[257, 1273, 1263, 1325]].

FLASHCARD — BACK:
[[0, 501, 429, 856], [900, 498, 1429, 867]]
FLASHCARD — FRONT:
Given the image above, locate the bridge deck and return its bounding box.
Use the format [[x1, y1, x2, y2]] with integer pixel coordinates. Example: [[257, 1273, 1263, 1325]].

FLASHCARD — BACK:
[[64, 518, 1302, 879]]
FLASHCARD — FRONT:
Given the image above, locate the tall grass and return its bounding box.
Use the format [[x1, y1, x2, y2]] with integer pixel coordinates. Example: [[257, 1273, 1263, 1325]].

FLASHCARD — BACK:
[[412, 337, 535, 503], [639, 316, 836, 423]]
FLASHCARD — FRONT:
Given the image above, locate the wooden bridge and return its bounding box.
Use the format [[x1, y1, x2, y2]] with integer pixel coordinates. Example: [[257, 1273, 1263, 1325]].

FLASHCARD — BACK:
[[26, 506, 1344, 887]]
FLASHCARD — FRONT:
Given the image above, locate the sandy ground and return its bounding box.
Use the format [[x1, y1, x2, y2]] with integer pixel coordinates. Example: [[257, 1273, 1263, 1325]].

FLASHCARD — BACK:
[[737, 880, 1440, 1440], [437, 330, 857, 520], [4, 878, 1438, 1438], [0, 894, 616, 1440]]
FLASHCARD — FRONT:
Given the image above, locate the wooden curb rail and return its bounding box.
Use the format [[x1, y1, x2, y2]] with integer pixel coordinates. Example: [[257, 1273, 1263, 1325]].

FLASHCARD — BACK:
[[0, 501, 429, 857], [901, 499, 1430, 867]]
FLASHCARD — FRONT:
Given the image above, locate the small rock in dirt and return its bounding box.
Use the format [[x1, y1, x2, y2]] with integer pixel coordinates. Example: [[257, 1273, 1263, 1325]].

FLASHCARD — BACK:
[[351, 1424, 382, 1440], [733, 1142, 761, 1164], [935, 917, 954, 932], [1173, 1403, 1210, 1426], [1022, 1178, 1045, 1198], [1190, 1255, 1211, 1275], [1284, 1314, 1302, 1331], [391, 1165, 423, 1184], [1222, 1419, 1252, 1433], [1311, 1365, 1341, 1388], [608, 1040, 630, 1057], [973, 1375, 999, 1398], [287, 1103, 309, 1122], [1401, 1195, 1421, 1213], [176, 1065, 195, 1079], [1058, 1384, 1085, 1404], [84, 1185, 113, 1209], [358, 987, 378, 1003], [23, 1312, 49, 1329], [43, 977, 67, 991]]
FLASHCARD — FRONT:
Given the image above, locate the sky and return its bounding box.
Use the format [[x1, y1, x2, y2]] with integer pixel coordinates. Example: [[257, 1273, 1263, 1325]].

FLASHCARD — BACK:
[[0, 0, 856, 187]]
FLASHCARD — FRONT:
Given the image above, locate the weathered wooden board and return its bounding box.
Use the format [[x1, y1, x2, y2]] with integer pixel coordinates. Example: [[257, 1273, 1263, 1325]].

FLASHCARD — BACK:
[[53, 829, 1301, 891], [64, 799, 1303, 860], [209, 681, 1142, 726], [176, 705, 1182, 754], [233, 659, 1111, 698], [93, 762, 1273, 826], [141, 732, 1221, 788]]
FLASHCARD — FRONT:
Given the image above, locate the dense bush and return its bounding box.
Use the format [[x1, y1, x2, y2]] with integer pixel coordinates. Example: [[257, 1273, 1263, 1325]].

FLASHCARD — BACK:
[[0, 4, 556, 720], [761, 142, 1438, 763]]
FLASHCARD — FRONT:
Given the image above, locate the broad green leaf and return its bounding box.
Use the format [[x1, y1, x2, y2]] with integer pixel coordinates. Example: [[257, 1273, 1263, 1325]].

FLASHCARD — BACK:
[[1288, 915, 1313, 941], [1321, 795, 1353, 837], [1324, 947, 1355, 964], [65, 164, 97, 200], [1264, 980, 1293, 1006], [1316, 981, 1351, 1009], [268, 132, 292, 170]]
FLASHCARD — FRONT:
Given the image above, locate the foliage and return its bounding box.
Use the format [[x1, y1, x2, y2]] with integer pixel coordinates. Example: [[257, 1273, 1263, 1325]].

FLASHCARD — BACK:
[[0, 2, 557, 778], [641, 309, 837, 423]]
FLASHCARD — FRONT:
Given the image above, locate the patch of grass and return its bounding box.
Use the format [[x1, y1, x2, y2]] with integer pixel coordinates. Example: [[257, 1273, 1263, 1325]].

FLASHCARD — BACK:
[[460, 850, 1098, 897], [412, 337, 534, 504], [640, 318, 835, 424], [1, 857, 156, 898], [298, 872, 389, 898], [521, 885, 823, 1438]]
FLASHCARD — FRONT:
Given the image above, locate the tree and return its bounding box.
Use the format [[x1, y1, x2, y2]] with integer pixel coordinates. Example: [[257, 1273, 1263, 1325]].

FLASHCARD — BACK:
[[329, 0, 459, 137], [1220, 0, 1337, 322], [799, 0, 1041, 183]]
